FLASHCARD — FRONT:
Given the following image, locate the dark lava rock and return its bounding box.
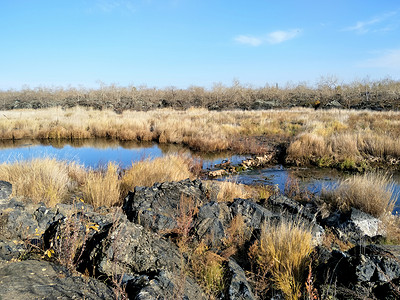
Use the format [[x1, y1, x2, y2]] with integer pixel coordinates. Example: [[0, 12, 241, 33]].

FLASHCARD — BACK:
[[322, 208, 384, 243], [230, 198, 276, 230], [123, 179, 207, 233], [0, 181, 12, 200], [319, 244, 400, 299], [0, 259, 114, 299], [127, 270, 206, 300], [194, 201, 231, 247], [90, 221, 183, 277], [226, 258, 255, 300]]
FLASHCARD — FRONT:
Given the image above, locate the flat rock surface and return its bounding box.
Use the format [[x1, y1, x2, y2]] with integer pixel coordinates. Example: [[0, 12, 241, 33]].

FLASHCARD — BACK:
[[0, 259, 114, 300]]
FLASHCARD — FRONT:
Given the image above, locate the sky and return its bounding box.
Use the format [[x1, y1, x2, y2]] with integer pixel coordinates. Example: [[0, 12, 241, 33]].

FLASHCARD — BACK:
[[1, 0, 400, 90]]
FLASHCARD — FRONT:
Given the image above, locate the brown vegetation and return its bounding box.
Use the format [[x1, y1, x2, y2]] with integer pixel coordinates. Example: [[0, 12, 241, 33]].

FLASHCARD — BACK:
[[2, 107, 400, 169], [321, 172, 396, 218], [1, 77, 399, 111], [249, 220, 314, 299], [0, 155, 194, 208]]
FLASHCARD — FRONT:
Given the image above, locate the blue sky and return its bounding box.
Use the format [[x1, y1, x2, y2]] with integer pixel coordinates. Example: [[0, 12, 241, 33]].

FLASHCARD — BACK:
[[1, 0, 399, 89]]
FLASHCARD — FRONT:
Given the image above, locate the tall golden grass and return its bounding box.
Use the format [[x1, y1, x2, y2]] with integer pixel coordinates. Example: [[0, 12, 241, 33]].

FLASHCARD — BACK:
[[0, 158, 75, 207], [321, 172, 396, 218], [0, 155, 194, 208], [249, 220, 313, 300], [120, 155, 194, 197], [2, 107, 400, 164]]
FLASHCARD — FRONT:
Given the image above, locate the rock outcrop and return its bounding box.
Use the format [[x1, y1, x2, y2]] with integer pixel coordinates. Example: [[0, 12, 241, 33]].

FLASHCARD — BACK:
[[1, 179, 399, 299]]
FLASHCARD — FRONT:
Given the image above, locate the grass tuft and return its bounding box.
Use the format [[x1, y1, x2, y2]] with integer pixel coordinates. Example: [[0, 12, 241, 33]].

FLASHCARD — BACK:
[[82, 162, 121, 208], [0, 158, 74, 206], [249, 220, 313, 299], [120, 155, 194, 197], [321, 172, 396, 218]]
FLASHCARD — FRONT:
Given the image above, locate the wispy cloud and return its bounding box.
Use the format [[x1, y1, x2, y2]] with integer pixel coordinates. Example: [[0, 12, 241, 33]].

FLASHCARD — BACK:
[[234, 29, 302, 46], [234, 35, 263, 46], [344, 11, 397, 34], [360, 48, 400, 68]]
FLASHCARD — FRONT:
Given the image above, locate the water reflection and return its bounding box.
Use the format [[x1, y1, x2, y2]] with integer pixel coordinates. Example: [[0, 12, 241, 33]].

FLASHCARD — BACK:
[[0, 139, 243, 169]]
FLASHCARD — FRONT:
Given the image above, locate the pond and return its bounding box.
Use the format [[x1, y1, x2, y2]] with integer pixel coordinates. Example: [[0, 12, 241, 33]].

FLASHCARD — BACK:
[[0, 139, 399, 213]]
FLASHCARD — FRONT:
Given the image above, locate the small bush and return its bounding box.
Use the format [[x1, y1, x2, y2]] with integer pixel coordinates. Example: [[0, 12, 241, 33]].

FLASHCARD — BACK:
[[191, 241, 225, 297], [249, 220, 313, 299], [321, 172, 396, 218]]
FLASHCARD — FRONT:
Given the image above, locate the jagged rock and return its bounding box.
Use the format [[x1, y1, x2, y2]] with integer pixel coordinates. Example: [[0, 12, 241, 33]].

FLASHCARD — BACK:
[[230, 198, 276, 231], [127, 270, 206, 300], [93, 221, 183, 277], [0, 259, 114, 299], [123, 179, 207, 233], [0, 239, 26, 261], [0, 181, 12, 200], [227, 258, 255, 300], [194, 201, 231, 247], [319, 244, 400, 299], [0, 198, 59, 241], [323, 208, 384, 243]]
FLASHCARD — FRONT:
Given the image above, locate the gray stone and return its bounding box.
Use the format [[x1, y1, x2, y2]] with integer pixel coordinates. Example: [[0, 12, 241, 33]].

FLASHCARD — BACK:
[[131, 270, 206, 300], [0, 181, 12, 200], [230, 198, 276, 230], [96, 221, 183, 277], [227, 258, 255, 300], [194, 201, 231, 247], [123, 179, 207, 233], [0, 259, 114, 299]]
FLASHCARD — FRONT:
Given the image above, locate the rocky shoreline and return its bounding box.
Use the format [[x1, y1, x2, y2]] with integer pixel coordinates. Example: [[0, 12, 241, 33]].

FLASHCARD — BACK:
[[1, 179, 399, 299]]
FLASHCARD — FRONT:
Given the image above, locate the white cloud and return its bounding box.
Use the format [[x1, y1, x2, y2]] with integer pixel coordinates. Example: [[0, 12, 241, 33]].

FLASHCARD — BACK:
[[266, 29, 301, 44], [234, 29, 301, 46], [234, 35, 263, 46], [360, 49, 400, 69], [344, 11, 397, 34]]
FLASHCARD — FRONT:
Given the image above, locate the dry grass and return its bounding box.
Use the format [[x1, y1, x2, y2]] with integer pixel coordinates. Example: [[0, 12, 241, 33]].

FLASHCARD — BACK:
[[82, 162, 121, 208], [2, 107, 400, 165], [191, 241, 226, 297], [321, 172, 396, 218], [249, 220, 313, 299], [215, 180, 251, 202], [120, 155, 194, 197], [0, 155, 194, 208], [0, 158, 76, 206]]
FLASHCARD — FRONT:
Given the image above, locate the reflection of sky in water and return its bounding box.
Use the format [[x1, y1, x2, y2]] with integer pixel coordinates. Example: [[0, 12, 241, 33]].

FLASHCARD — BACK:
[[0, 144, 164, 169], [0, 142, 245, 170], [222, 165, 400, 215]]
